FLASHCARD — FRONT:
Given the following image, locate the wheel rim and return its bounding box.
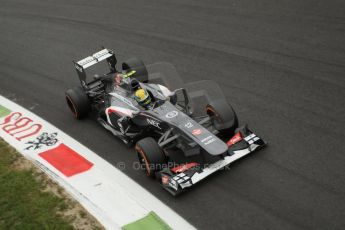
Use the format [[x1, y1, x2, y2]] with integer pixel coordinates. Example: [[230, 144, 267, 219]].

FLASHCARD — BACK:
[[136, 146, 151, 176], [206, 106, 223, 124]]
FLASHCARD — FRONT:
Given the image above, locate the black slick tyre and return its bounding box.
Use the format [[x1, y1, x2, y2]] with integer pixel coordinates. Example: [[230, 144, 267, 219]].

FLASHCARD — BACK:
[[65, 86, 90, 119], [135, 137, 166, 178], [206, 99, 239, 136]]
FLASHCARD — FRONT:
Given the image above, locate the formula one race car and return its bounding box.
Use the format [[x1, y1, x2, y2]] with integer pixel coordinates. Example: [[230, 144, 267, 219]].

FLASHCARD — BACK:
[[65, 48, 266, 195]]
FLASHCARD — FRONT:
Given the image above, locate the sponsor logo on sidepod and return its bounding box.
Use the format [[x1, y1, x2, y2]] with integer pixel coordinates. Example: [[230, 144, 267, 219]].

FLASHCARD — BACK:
[[147, 118, 161, 129]]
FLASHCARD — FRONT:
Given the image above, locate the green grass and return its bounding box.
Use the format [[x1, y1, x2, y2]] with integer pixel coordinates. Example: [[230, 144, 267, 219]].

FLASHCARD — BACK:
[[0, 105, 10, 118], [0, 140, 74, 230], [122, 211, 171, 230]]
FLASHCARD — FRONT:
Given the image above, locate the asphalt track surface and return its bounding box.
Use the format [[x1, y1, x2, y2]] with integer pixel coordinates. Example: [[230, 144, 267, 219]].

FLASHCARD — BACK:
[[1, 0, 345, 229]]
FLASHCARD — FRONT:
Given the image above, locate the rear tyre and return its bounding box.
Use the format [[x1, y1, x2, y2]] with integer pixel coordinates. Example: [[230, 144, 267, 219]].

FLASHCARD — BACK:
[[135, 137, 166, 178], [122, 58, 148, 83], [65, 86, 90, 119], [206, 99, 238, 136]]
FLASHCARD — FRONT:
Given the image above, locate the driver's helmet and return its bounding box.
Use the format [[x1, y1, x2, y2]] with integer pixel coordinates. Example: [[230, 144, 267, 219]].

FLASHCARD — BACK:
[[135, 88, 152, 107]]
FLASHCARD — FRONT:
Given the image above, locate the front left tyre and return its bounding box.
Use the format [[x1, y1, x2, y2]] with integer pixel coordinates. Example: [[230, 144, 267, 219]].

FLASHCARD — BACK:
[[65, 86, 90, 119], [206, 99, 238, 136]]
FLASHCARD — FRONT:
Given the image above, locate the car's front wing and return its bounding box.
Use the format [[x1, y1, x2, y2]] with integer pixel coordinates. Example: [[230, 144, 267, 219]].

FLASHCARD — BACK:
[[158, 125, 266, 196]]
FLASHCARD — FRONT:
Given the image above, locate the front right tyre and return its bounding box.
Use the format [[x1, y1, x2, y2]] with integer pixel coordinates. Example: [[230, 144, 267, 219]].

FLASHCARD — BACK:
[[135, 137, 166, 178]]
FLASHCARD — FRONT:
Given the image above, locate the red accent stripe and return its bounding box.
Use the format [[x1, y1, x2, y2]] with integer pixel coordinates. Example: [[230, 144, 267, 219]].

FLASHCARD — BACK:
[[227, 132, 243, 146], [171, 162, 199, 173], [107, 108, 118, 114], [107, 108, 131, 116], [39, 144, 93, 177]]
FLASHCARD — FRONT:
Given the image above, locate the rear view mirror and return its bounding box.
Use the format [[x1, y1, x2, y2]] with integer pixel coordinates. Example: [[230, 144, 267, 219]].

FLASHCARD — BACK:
[[171, 88, 193, 115]]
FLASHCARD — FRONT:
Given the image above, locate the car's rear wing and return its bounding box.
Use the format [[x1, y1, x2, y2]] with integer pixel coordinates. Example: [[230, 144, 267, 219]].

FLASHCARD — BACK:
[[73, 48, 117, 86]]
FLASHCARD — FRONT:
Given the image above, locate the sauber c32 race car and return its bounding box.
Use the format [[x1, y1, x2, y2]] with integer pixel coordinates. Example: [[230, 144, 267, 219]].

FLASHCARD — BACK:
[[65, 48, 266, 195]]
